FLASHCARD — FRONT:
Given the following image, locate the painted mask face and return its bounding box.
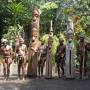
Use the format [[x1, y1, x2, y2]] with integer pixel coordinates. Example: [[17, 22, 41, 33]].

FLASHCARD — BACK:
[[68, 39, 72, 43], [32, 28, 38, 36], [32, 9, 39, 22], [19, 38, 24, 44], [59, 39, 64, 45], [80, 37, 84, 42], [3, 41, 7, 46], [32, 36, 37, 42]]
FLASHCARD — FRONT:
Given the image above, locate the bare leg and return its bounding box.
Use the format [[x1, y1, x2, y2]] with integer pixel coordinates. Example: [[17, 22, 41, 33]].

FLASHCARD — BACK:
[[7, 63, 10, 80], [61, 66, 64, 76], [41, 66, 43, 77], [79, 60, 83, 79], [3, 61, 7, 79], [84, 60, 87, 76], [57, 64, 60, 78], [22, 63, 25, 80], [38, 62, 41, 77], [18, 63, 21, 79]]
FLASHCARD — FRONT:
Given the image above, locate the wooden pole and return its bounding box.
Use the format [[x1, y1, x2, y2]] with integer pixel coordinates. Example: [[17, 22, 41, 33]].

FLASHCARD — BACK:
[[27, 7, 40, 77], [65, 18, 75, 79], [46, 20, 53, 78]]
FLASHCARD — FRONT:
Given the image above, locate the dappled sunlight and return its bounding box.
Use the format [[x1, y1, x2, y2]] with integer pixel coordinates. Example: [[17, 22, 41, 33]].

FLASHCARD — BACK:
[[0, 0, 90, 90]]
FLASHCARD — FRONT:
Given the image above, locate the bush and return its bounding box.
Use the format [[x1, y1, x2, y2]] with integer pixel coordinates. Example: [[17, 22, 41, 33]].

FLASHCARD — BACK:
[[41, 34, 59, 64]]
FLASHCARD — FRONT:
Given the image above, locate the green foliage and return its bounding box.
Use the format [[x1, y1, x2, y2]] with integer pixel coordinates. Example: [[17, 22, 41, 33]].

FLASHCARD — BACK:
[[41, 34, 59, 55], [51, 35, 59, 64], [7, 2, 25, 15], [0, 0, 90, 35], [41, 34, 65, 64], [3, 25, 24, 45], [6, 2, 26, 25], [0, 0, 90, 66], [41, 2, 58, 11]]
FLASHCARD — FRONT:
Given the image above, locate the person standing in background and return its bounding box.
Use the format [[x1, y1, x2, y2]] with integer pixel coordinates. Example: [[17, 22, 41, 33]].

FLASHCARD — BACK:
[[1, 39, 13, 80], [55, 39, 66, 78]]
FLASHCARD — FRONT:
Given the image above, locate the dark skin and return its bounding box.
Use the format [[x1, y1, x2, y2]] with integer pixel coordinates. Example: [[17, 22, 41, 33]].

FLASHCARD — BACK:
[[1, 42, 12, 80], [80, 37, 84, 42], [56, 40, 65, 78], [77, 37, 87, 79], [16, 40, 27, 80], [38, 41, 46, 78]]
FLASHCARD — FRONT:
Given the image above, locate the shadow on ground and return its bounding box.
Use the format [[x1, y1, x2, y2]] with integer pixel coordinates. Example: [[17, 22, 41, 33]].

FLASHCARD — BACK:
[[0, 76, 90, 90]]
